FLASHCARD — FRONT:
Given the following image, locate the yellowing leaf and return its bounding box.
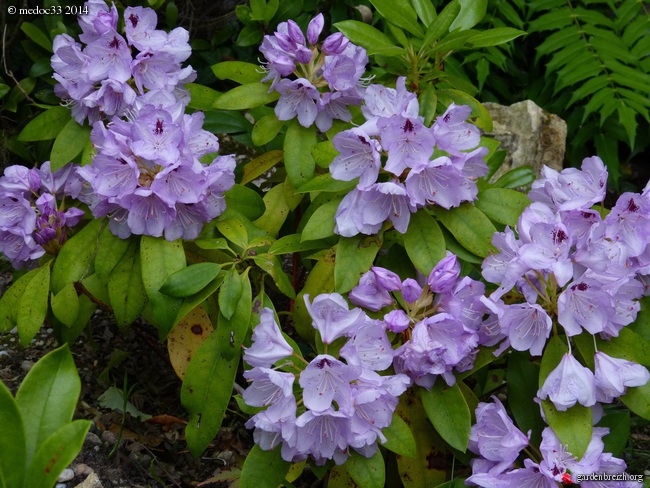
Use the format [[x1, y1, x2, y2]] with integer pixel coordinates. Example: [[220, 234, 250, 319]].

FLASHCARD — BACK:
[[167, 306, 214, 380]]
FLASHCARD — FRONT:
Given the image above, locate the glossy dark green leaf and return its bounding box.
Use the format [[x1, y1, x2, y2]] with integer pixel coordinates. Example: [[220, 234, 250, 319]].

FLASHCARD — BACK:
[[334, 20, 407, 56], [345, 450, 385, 488], [449, 0, 487, 31], [370, 0, 423, 36], [219, 267, 243, 320], [431, 203, 497, 258], [403, 210, 446, 275], [93, 225, 132, 283], [507, 351, 545, 446], [421, 382, 472, 452], [211, 61, 264, 84], [423, 0, 460, 47], [240, 445, 290, 488], [411, 0, 437, 27], [224, 184, 265, 221], [335, 234, 382, 294], [50, 119, 90, 171], [476, 188, 531, 227], [621, 381, 650, 420], [50, 283, 80, 328], [467, 27, 525, 48], [15, 345, 81, 467], [382, 412, 417, 458], [186, 83, 222, 111], [18, 106, 69, 141], [541, 401, 593, 459], [21, 22, 52, 51], [160, 263, 222, 298], [598, 411, 630, 457]]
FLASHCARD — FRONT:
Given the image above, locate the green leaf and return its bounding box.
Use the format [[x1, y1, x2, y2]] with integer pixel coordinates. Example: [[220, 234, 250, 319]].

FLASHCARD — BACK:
[[621, 381, 650, 420], [334, 20, 407, 57], [140, 237, 185, 337], [224, 184, 265, 221], [15, 345, 81, 468], [296, 173, 356, 193], [50, 118, 90, 171], [50, 283, 80, 328], [475, 188, 530, 227], [420, 383, 471, 452], [335, 235, 382, 294], [370, 0, 423, 37], [25, 420, 91, 488], [51, 219, 103, 294], [212, 83, 279, 110], [182, 274, 251, 455], [301, 199, 340, 242], [431, 203, 497, 257], [411, 0, 437, 27], [467, 27, 525, 48], [493, 166, 536, 189], [598, 411, 630, 457], [596, 328, 650, 368], [382, 412, 417, 458], [252, 254, 296, 299], [186, 83, 222, 111], [94, 226, 131, 282], [345, 450, 385, 488], [507, 351, 545, 446], [202, 110, 251, 134], [539, 335, 568, 386], [395, 388, 447, 487], [242, 150, 284, 185], [240, 445, 291, 488], [174, 275, 225, 326], [449, 0, 486, 31], [211, 61, 264, 84], [541, 401, 593, 459], [0, 381, 26, 488], [284, 120, 316, 188], [219, 267, 243, 320], [21, 22, 53, 52], [18, 106, 70, 141], [269, 233, 330, 255], [617, 104, 637, 148], [160, 263, 222, 298], [17, 264, 51, 346], [0, 270, 39, 332], [403, 210, 446, 275], [252, 179, 299, 236], [108, 239, 147, 328], [216, 218, 248, 248], [423, 0, 460, 47], [252, 114, 284, 146]]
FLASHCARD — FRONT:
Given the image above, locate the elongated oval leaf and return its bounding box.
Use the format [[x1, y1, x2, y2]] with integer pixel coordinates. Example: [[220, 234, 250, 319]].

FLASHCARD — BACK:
[[252, 254, 296, 299], [541, 401, 592, 459], [370, 0, 423, 37], [17, 264, 51, 346], [431, 203, 497, 258], [15, 345, 81, 468], [50, 283, 79, 328], [160, 262, 222, 298], [621, 382, 650, 420], [345, 450, 385, 488], [301, 199, 340, 242], [0, 382, 26, 488], [211, 61, 264, 84], [382, 412, 417, 458], [269, 233, 330, 255], [219, 267, 244, 320], [252, 114, 284, 146], [403, 210, 446, 275], [335, 234, 382, 294], [212, 82, 279, 110], [108, 240, 147, 328], [334, 20, 407, 56], [467, 27, 526, 48], [475, 188, 530, 227], [18, 106, 70, 141], [225, 184, 265, 221], [420, 382, 471, 452], [94, 226, 132, 282], [168, 305, 215, 380], [0, 269, 39, 332], [50, 119, 90, 171], [284, 120, 316, 189], [240, 445, 291, 488]]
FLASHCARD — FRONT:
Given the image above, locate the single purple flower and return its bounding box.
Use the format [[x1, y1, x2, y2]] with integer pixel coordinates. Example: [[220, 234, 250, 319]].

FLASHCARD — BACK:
[[594, 352, 650, 403], [299, 354, 358, 412], [304, 293, 365, 344], [307, 14, 324, 45], [243, 308, 294, 367], [340, 319, 394, 371], [498, 303, 551, 356], [243, 367, 295, 407], [431, 103, 481, 155], [557, 279, 613, 336], [348, 270, 393, 311], [379, 116, 435, 176], [401, 278, 422, 303], [330, 128, 381, 188], [274, 78, 320, 127], [384, 309, 410, 333], [428, 251, 461, 294], [537, 353, 596, 411]]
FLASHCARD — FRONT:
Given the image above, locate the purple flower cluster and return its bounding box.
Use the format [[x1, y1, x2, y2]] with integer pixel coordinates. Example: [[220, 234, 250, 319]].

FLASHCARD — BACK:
[[51, 0, 194, 124], [53, 2, 236, 240], [242, 300, 410, 465], [330, 79, 488, 236], [0, 163, 84, 267], [466, 397, 637, 487], [260, 14, 368, 131], [480, 156, 650, 411], [349, 253, 502, 389], [77, 103, 235, 240]]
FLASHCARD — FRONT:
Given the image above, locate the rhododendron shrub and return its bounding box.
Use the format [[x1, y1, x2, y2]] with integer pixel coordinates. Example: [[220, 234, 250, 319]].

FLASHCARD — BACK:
[[1, 1, 649, 487]]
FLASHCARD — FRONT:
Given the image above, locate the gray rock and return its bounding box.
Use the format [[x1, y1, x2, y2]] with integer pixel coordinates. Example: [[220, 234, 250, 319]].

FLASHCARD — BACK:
[[20, 360, 34, 372], [483, 100, 567, 182], [58, 468, 75, 482], [74, 472, 104, 488]]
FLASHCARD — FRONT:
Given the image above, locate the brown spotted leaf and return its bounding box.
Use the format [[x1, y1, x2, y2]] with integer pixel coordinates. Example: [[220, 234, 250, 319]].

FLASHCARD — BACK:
[[167, 306, 214, 380]]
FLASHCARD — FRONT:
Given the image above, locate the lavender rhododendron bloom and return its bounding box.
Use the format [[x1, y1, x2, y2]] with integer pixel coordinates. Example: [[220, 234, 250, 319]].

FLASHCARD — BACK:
[[348, 270, 393, 311], [428, 251, 461, 293], [537, 353, 596, 411], [0, 162, 84, 267], [328, 77, 487, 236], [303, 293, 364, 344], [468, 397, 529, 474], [498, 303, 552, 356], [243, 309, 294, 367], [593, 352, 649, 403]]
